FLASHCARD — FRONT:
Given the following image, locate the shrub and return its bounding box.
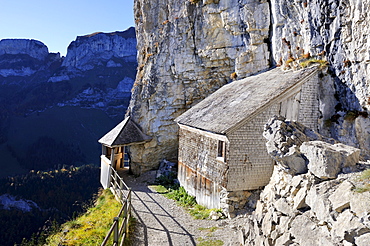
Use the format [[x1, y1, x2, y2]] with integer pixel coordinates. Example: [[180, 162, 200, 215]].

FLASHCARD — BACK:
[[299, 58, 328, 68], [354, 169, 370, 193], [230, 72, 237, 80], [154, 171, 178, 189], [165, 186, 197, 207]]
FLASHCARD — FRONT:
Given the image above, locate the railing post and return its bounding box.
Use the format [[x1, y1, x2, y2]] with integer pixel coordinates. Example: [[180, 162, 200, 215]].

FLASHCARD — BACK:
[[127, 188, 131, 234], [120, 180, 124, 202], [128, 188, 132, 215], [113, 171, 118, 191], [113, 217, 119, 244], [122, 199, 127, 234]]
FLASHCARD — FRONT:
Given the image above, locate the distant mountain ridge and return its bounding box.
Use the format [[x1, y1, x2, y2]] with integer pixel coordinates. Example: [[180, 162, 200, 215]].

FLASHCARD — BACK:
[[0, 27, 137, 176]]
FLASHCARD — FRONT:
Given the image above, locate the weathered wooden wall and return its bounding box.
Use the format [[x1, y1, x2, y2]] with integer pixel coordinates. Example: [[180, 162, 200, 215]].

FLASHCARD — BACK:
[[178, 125, 228, 208]]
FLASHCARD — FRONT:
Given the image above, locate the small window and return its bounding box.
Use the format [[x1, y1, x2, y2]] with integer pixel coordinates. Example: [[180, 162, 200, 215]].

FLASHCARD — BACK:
[[217, 140, 225, 159]]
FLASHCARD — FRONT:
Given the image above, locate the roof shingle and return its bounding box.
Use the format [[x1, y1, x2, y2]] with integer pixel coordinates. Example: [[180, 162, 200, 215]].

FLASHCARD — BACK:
[[175, 66, 319, 134]]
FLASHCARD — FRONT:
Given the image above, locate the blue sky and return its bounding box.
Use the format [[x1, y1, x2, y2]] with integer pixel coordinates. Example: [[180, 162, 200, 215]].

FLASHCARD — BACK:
[[0, 0, 134, 56]]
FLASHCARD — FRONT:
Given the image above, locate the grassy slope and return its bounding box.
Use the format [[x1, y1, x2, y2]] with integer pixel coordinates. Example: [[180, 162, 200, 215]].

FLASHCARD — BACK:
[[0, 165, 101, 246], [46, 189, 121, 246]]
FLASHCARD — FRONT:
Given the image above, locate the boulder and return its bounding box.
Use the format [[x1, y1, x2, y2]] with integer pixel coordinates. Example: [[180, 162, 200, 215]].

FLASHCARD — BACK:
[[331, 209, 370, 243], [156, 159, 177, 179], [305, 181, 334, 223], [261, 209, 274, 236], [275, 233, 293, 246], [328, 180, 354, 212], [350, 191, 370, 216], [355, 233, 370, 246], [274, 198, 294, 216], [293, 185, 309, 210], [289, 214, 333, 246], [263, 116, 336, 175], [301, 141, 360, 180]]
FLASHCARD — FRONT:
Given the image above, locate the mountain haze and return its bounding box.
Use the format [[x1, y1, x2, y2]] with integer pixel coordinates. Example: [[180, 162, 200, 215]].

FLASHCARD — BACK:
[[0, 27, 137, 177]]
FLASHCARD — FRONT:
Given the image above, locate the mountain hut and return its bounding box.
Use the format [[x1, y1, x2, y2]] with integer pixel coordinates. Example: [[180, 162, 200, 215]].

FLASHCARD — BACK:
[[98, 116, 151, 189], [175, 66, 321, 211]]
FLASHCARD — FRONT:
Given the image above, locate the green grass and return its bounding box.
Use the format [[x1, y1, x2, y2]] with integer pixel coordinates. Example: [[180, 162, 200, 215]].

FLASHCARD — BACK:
[[150, 185, 224, 220], [165, 186, 197, 207], [150, 184, 169, 194], [46, 189, 122, 245], [197, 237, 224, 246], [354, 169, 370, 193], [189, 204, 221, 220]]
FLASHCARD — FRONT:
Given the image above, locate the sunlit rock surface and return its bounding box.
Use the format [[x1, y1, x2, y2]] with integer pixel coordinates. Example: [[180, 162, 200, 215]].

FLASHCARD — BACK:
[[129, 0, 370, 173]]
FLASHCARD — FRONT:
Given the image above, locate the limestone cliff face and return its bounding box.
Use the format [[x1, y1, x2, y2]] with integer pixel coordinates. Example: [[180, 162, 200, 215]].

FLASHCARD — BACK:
[[128, 0, 271, 173], [269, 0, 370, 155], [129, 0, 370, 173], [0, 39, 61, 81], [0, 39, 49, 60], [61, 27, 137, 71], [48, 27, 137, 117]]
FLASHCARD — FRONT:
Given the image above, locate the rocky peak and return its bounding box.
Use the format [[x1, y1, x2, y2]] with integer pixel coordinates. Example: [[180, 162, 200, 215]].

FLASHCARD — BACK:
[[0, 39, 62, 82], [0, 39, 49, 60], [0, 28, 137, 177], [62, 27, 137, 71]]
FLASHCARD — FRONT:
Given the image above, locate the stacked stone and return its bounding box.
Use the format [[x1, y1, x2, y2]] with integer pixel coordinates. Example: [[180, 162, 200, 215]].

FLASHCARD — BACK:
[[238, 117, 370, 245], [240, 164, 370, 246]]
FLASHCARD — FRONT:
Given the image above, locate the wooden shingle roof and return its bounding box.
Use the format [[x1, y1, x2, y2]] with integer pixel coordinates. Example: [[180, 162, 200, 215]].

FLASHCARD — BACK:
[[175, 66, 319, 134], [98, 116, 151, 147]]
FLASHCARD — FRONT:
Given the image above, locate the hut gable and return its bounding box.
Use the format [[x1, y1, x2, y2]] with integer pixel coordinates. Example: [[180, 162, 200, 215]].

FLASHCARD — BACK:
[[175, 66, 321, 212], [99, 116, 151, 147], [175, 66, 318, 134]]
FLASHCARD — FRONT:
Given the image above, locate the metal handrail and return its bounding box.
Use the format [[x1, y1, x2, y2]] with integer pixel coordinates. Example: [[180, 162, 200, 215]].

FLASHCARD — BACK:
[[101, 166, 132, 246]]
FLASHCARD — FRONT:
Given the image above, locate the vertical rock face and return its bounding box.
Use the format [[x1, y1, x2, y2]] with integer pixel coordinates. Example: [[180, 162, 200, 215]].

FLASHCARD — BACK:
[[48, 27, 137, 117], [270, 0, 370, 155], [62, 27, 137, 71], [130, 0, 370, 173], [0, 39, 49, 60], [270, 0, 370, 107], [129, 0, 271, 173]]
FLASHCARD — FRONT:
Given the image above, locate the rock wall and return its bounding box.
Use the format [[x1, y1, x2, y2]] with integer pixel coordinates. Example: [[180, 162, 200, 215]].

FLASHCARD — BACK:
[[129, 0, 370, 173], [236, 117, 370, 245], [270, 0, 370, 156], [128, 0, 271, 173], [239, 163, 370, 246]]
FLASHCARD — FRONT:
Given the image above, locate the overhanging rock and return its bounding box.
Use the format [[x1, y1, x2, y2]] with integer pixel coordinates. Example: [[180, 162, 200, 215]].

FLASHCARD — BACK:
[[263, 116, 360, 179]]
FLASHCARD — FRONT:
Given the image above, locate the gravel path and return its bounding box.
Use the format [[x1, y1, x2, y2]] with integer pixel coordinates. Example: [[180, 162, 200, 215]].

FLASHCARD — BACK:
[[120, 169, 246, 246]]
